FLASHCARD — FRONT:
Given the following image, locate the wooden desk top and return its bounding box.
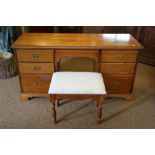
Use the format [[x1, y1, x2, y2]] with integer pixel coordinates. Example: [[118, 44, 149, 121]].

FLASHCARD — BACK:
[[12, 33, 143, 50]]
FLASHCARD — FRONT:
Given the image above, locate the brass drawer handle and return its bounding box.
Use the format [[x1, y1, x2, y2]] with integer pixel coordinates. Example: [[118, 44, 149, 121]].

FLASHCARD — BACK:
[[112, 81, 120, 88], [117, 54, 124, 59], [34, 66, 41, 71], [32, 53, 40, 58], [116, 66, 123, 72], [36, 81, 44, 86]]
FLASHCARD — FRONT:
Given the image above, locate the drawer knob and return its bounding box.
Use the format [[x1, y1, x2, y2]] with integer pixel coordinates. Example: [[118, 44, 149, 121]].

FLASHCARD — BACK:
[[32, 53, 40, 58], [36, 81, 44, 86], [34, 66, 41, 71], [117, 54, 123, 59]]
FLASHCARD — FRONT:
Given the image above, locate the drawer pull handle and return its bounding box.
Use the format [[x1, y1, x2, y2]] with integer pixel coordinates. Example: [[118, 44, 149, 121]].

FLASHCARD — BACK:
[[36, 81, 44, 86], [112, 81, 120, 88], [32, 53, 40, 58], [116, 66, 123, 71], [117, 55, 123, 59], [34, 66, 41, 71]]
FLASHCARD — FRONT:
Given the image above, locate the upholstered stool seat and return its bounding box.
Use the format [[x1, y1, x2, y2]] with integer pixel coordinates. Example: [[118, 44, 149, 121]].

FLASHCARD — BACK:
[[48, 72, 106, 124], [48, 72, 106, 95]]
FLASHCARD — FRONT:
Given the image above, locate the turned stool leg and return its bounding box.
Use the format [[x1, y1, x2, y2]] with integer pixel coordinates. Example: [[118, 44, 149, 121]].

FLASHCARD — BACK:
[[57, 99, 60, 107], [97, 96, 104, 124], [96, 98, 99, 107], [50, 95, 57, 124], [52, 101, 56, 124]]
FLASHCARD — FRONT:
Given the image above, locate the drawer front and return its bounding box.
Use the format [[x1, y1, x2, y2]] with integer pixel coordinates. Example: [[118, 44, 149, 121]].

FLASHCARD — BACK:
[[101, 51, 138, 62], [21, 74, 51, 93], [17, 50, 53, 62], [100, 63, 136, 75], [103, 75, 133, 94], [19, 63, 54, 74]]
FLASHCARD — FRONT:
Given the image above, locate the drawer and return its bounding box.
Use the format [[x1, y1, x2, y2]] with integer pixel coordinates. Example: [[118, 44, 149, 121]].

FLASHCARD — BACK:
[[19, 63, 54, 74], [103, 75, 133, 94], [16, 50, 53, 62], [21, 74, 51, 93], [100, 63, 136, 75], [101, 50, 138, 62]]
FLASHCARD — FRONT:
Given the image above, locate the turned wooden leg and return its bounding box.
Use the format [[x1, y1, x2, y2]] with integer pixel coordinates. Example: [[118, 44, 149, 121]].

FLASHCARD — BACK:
[[97, 96, 104, 124], [96, 99, 99, 107], [52, 101, 56, 124], [50, 95, 57, 124]]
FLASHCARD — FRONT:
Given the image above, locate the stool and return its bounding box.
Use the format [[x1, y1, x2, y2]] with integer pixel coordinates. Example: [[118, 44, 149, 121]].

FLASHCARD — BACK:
[[48, 72, 106, 124]]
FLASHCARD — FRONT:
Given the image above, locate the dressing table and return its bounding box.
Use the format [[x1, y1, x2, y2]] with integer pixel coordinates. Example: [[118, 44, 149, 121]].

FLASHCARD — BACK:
[[12, 33, 143, 100]]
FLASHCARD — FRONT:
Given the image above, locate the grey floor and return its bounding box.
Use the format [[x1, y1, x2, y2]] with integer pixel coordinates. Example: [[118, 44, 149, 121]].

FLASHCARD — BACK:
[[0, 63, 155, 129]]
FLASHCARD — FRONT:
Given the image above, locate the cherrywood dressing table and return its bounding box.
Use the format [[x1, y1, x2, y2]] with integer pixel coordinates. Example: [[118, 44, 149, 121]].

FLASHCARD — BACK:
[[12, 33, 143, 101]]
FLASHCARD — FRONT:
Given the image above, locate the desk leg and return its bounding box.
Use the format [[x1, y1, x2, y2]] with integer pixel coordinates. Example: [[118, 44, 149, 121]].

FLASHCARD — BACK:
[[123, 94, 134, 101], [20, 93, 49, 101], [21, 94, 30, 100], [106, 94, 134, 101]]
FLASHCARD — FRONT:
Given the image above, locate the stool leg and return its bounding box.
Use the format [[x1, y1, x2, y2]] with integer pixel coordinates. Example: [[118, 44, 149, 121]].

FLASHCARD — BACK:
[[97, 96, 104, 124], [57, 99, 60, 107], [96, 99, 99, 107], [52, 101, 56, 124], [50, 95, 57, 124]]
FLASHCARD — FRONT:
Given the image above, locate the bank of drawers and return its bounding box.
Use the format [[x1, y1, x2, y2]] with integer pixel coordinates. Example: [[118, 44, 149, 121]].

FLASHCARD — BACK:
[[16, 49, 138, 95], [101, 50, 138, 94], [17, 49, 54, 93]]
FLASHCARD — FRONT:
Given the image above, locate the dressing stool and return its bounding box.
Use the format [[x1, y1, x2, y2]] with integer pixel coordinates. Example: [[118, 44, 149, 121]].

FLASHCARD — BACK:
[[48, 72, 106, 124]]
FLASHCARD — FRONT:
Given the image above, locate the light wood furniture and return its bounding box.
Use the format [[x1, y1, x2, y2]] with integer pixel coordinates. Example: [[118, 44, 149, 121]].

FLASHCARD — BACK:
[[12, 33, 143, 101], [48, 72, 106, 124]]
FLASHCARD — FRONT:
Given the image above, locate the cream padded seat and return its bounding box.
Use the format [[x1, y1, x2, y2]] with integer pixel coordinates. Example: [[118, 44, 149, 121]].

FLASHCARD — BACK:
[[48, 72, 106, 95]]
